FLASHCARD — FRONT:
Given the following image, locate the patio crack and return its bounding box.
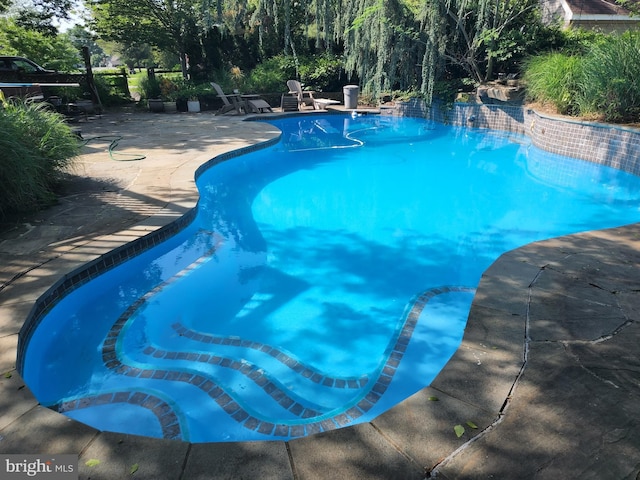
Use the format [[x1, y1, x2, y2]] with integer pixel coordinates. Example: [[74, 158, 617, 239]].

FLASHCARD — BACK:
[[426, 266, 543, 477]]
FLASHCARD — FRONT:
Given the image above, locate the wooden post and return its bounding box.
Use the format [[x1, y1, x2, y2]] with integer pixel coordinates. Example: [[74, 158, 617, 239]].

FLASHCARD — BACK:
[[120, 67, 131, 98], [81, 46, 102, 109]]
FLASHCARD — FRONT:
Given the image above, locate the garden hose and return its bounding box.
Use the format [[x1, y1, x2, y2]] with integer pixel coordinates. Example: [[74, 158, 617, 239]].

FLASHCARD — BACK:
[[81, 135, 147, 162]]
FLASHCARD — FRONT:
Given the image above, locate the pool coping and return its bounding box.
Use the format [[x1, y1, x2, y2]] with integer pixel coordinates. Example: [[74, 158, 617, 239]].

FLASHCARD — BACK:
[[1, 108, 639, 479]]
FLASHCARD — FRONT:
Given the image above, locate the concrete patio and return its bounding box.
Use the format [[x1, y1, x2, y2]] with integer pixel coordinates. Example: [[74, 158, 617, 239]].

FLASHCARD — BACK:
[[1, 109, 639, 479]]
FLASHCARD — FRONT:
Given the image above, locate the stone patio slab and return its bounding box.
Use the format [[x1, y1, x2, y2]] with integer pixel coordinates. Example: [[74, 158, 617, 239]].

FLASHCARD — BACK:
[[372, 386, 494, 472], [183, 441, 293, 480], [434, 341, 640, 479], [288, 423, 424, 480], [0, 406, 95, 454], [78, 432, 189, 480]]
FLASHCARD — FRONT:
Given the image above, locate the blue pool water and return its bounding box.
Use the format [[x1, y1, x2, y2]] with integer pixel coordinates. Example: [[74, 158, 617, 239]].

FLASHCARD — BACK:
[[22, 114, 640, 443]]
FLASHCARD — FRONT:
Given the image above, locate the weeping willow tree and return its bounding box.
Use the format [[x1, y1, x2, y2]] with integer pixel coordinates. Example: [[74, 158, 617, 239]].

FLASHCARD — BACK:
[[338, 0, 542, 101], [314, 0, 336, 50], [250, 0, 337, 62], [90, 0, 545, 101], [199, 0, 249, 33], [418, 0, 541, 102], [339, 0, 423, 98]]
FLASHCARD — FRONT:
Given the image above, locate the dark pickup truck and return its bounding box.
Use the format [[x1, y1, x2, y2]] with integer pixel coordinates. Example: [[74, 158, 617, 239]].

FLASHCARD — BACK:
[[0, 56, 56, 75]]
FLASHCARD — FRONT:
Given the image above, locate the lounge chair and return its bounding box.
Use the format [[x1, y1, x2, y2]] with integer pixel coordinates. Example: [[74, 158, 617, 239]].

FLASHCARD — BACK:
[[211, 82, 243, 115], [287, 80, 315, 109], [286, 79, 340, 110], [245, 98, 273, 113], [280, 93, 300, 112]]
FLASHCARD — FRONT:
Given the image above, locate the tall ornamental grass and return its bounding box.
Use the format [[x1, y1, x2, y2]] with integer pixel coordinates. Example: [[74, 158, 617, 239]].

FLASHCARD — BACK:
[[524, 31, 640, 123], [577, 31, 640, 123], [523, 52, 582, 115], [0, 98, 80, 217]]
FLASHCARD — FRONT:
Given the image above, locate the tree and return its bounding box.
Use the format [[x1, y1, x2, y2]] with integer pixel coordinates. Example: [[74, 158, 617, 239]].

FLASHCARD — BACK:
[[340, 0, 421, 96], [67, 24, 108, 67], [614, 0, 640, 15], [14, 8, 59, 36], [89, 0, 200, 78], [418, 0, 542, 100], [30, 0, 76, 21], [5, 0, 77, 28], [1, 0, 77, 36], [89, 0, 341, 80], [0, 17, 80, 70], [119, 42, 153, 70], [249, 0, 314, 70], [86, 0, 552, 104]]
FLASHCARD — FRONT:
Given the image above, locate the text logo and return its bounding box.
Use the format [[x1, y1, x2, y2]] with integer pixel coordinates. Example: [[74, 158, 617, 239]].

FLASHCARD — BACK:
[[1, 455, 77, 479]]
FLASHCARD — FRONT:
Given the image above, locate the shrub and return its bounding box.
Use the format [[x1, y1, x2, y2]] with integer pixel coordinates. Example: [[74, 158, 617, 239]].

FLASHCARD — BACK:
[[93, 72, 133, 106], [244, 54, 345, 93], [0, 97, 80, 216], [558, 28, 605, 56], [138, 75, 162, 99], [523, 52, 582, 115], [298, 53, 345, 92], [577, 31, 640, 122], [167, 80, 212, 101], [523, 31, 640, 123], [245, 56, 298, 93]]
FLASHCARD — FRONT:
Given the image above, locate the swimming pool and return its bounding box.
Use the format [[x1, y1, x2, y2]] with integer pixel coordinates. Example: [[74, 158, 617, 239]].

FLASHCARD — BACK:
[[21, 113, 640, 443]]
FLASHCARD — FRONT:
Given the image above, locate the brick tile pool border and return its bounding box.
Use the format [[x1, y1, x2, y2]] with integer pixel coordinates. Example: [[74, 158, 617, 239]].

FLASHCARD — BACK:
[[51, 226, 474, 440]]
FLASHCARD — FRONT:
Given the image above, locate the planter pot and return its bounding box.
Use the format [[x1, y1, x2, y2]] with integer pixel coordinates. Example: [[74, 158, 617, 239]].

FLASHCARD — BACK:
[[187, 100, 201, 112], [148, 99, 164, 113], [176, 99, 188, 112], [163, 101, 177, 113], [74, 99, 95, 114]]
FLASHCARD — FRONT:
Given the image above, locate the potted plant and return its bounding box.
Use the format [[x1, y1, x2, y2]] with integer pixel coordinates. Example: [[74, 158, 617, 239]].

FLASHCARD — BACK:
[[187, 96, 201, 113], [230, 66, 244, 94], [159, 77, 178, 112], [171, 82, 205, 113], [140, 76, 164, 112]]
